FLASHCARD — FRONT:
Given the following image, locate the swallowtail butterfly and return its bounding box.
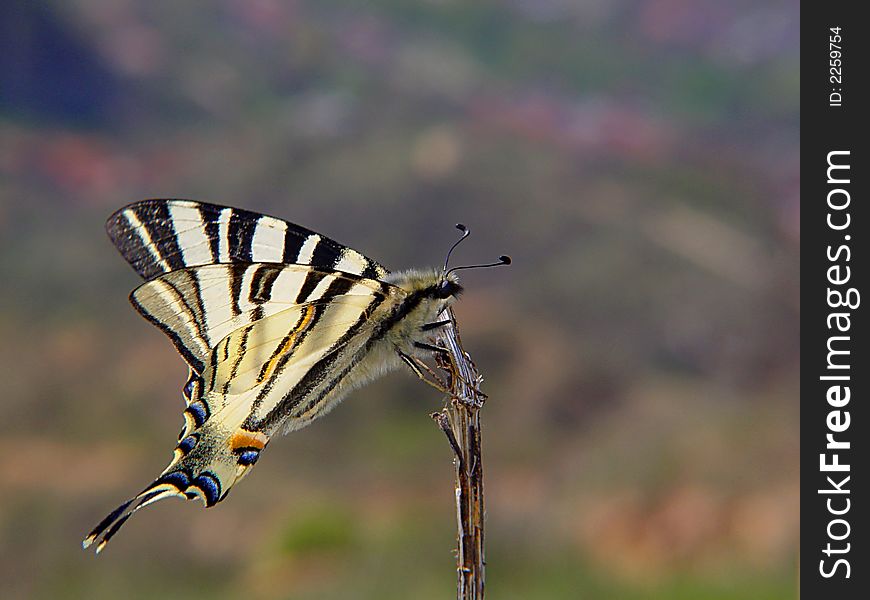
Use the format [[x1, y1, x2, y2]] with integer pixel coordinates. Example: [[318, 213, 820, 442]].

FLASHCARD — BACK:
[[83, 199, 508, 553]]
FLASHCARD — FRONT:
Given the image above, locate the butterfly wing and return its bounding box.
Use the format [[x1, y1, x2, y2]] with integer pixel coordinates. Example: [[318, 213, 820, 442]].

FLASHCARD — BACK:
[[88, 200, 398, 553], [129, 262, 377, 372], [84, 265, 397, 553], [106, 198, 390, 280]]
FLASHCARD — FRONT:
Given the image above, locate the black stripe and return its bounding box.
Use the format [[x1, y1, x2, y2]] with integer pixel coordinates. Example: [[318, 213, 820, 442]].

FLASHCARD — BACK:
[[211, 347, 220, 391], [229, 265, 243, 317], [283, 231, 305, 263], [229, 210, 256, 262], [184, 270, 210, 345], [131, 295, 205, 373], [136, 203, 185, 273], [222, 325, 251, 395], [247, 263, 270, 321], [295, 270, 327, 304], [312, 275, 355, 306], [249, 265, 280, 304], [360, 262, 381, 280], [260, 267, 281, 301], [310, 237, 339, 269], [251, 305, 264, 322], [199, 204, 221, 263], [248, 264, 268, 304]]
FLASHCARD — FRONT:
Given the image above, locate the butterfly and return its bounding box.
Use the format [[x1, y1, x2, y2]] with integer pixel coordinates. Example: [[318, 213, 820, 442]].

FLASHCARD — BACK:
[[83, 199, 509, 553]]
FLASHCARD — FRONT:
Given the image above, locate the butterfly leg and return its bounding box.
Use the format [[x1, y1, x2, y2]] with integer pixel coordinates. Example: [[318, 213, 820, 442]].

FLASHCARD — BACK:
[[397, 350, 450, 394], [414, 342, 490, 398], [421, 319, 452, 332], [414, 341, 450, 356]]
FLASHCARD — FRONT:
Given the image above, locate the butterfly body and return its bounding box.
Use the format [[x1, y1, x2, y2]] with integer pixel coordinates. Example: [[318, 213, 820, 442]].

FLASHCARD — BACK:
[[84, 200, 463, 553]]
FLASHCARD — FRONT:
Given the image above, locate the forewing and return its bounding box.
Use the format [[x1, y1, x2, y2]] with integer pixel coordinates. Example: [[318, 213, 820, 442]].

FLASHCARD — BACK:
[[106, 199, 390, 280]]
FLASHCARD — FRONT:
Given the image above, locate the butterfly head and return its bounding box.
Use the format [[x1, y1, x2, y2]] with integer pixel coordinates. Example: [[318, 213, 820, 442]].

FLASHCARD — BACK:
[[387, 268, 464, 303], [386, 223, 510, 308], [435, 277, 463, 299]]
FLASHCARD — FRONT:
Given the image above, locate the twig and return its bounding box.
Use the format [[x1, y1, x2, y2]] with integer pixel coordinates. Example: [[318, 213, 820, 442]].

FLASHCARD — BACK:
[[428, 307, 486, 600]]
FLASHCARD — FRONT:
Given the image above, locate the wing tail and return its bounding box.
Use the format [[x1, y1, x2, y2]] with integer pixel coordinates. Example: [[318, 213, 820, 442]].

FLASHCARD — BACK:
[[83, 417, 269, 554], [83, 481, 184, 553]]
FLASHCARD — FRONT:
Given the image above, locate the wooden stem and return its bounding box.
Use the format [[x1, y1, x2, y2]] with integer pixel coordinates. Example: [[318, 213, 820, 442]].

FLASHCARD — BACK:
[[429, 308, 486, 600]]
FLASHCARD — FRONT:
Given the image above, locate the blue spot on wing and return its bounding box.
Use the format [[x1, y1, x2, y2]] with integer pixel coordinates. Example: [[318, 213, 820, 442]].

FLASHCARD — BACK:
[[178, 436, 197, 454], [158, 471, 191, 490], [238, 449, 260, 466], [182, 377, 197, 401], [192, 472, 221, 506], [186, 401, 209, 427]]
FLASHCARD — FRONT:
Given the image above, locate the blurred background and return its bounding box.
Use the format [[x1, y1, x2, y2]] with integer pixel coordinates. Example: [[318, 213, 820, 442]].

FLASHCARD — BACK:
[[0, 1, 798, 598]]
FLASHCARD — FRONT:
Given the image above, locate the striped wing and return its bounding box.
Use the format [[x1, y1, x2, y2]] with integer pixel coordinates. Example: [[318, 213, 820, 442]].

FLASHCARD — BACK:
[[106, 199, 390, 280], [89, 199, 400, 553], [84, 264, 396, 553], [130, 262, 378, 374], [130, 262, 391, 440]]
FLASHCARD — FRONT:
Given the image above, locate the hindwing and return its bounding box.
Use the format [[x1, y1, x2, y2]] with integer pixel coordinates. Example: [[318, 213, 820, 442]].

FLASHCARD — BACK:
[[130, 263, 385, 373]]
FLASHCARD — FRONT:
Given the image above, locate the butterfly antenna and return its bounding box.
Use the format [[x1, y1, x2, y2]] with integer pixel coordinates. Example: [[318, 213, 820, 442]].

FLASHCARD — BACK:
[[446, 255, 511, 277], [443, 224, 470, 272]]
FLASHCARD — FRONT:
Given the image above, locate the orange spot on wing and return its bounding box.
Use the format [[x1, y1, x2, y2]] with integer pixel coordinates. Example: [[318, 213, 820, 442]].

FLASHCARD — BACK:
[[230, 429, 269, 451]]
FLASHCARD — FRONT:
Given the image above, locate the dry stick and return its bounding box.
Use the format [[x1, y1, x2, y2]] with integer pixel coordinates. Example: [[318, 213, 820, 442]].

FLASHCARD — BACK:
[[429, 307, 487, 600]]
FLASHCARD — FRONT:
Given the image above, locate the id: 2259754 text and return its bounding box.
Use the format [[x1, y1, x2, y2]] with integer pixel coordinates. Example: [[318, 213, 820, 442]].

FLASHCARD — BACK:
[[829, 27, 843, 107]]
